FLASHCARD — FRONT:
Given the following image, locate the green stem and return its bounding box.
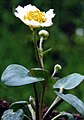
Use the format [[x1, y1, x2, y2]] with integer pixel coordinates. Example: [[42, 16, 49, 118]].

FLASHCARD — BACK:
[[33, 84, 39, 120], [39, 36, 44, 68], [33, 30, 46, 120], [39, 84, 46, 120], [33, 30, 42, 68], [33, 30, 40, 120], [51, 113, 62, 120], [43, 88, 63, 120], [39, 36, 47, 119]]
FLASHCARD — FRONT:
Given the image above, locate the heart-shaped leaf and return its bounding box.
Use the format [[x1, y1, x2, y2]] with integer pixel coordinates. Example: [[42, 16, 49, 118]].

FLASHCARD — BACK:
[[53, 73, 84, 90], [55, 92, 84, 117], [43, 48, 52, 55], [1, 109, 24, 120], [29, 68, 50, 80], [1, 64, 44, 86]]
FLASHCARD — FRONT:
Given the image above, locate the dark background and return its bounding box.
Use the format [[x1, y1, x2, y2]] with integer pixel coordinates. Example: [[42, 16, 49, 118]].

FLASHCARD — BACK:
[[0, 0, 84, 112]]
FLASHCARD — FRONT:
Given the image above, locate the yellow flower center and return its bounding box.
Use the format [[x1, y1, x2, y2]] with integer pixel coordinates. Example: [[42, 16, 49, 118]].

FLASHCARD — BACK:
[[24, 10, 47, 23]]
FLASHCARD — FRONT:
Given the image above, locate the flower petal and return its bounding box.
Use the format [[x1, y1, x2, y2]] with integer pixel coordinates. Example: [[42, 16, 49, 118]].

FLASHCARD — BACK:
[[41, 9, 55, 27], [24, 4, 39, 11], [14, 6, 25, 20], [41, 20, 53, 27], [24, 20, 41, 27], [46, 9, 55, 19]]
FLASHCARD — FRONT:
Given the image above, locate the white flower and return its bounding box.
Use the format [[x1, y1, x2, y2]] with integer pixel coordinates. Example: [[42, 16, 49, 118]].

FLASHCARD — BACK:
[[14, 4, 55, 30]]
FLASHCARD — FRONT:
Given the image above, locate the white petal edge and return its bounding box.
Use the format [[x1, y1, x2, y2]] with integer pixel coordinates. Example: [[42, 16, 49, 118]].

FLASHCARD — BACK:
[[24, 4, 39, 12], [45, 9, 55, 19]]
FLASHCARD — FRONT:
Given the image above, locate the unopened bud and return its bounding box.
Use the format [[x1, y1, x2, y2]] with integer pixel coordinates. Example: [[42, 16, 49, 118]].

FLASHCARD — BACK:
[[52, 64, 62, 77], [54, 64, 62, 73], [38, 30, 49, 40], [29, 96, 36, 111]]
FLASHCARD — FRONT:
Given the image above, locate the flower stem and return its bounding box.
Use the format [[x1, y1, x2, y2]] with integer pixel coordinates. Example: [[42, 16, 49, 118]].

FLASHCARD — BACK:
[[33, 30, 40, 120], [33, 30, 42, 68], [43, 88, 63, 120], [39, 36, 44, 68], [39, 36, 47, 119], [33, 83, 39, 120], [33, 30, 46, 120], [51, 113, 62, 120], [39, 83, 46, 120]]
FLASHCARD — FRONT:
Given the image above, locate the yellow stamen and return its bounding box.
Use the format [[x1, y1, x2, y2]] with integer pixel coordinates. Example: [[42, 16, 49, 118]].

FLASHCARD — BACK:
[[24, 10, 47, 23]]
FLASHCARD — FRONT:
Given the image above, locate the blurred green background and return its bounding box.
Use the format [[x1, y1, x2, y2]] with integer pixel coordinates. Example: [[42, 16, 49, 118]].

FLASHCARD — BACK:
[[0, 0, 84, 112]]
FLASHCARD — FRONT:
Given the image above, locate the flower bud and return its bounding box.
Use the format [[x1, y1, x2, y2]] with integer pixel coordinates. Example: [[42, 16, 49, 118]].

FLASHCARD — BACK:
[[38, 30, 49, 40], [29, 96, 35, 110], [52, 64, 62, 77], [54, 64, 62, 73]]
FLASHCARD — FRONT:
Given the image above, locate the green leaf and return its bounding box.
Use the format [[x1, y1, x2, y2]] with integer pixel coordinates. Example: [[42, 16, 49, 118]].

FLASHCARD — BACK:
[[53, 73, 84, 90], [10, 101, 28, 110], [1, 64, 44, 86], [9, 101, 29, 115], [60, 112, 74, 120], [1, 109, 24, 120], [10, 101, 28, 108], [55, 92, 84, 117], [52, 111, 74, 120], [43, 48, 52, 55], [29, 68, 50, 80]]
